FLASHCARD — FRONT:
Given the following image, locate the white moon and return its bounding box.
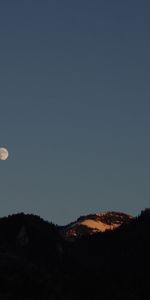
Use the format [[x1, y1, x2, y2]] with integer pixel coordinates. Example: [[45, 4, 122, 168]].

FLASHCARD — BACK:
[[0, 148, 9, 160]]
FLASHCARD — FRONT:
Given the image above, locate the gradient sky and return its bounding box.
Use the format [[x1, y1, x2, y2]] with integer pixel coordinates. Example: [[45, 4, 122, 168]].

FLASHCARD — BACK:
[[0, 0, 150, 224]]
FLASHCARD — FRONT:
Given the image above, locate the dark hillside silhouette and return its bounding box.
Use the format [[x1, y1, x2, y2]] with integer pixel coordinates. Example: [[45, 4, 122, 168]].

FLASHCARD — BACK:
[[0, 210, 149, 299]]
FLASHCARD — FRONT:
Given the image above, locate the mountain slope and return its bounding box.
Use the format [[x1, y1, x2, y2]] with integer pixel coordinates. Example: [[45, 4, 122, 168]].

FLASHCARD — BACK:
[[62, 211, 133, 238], [0, 209, 149, 299]]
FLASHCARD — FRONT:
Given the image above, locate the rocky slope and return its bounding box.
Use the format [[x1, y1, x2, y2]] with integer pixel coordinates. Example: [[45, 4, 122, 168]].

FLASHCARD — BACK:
[[62, 211, 133, 238]]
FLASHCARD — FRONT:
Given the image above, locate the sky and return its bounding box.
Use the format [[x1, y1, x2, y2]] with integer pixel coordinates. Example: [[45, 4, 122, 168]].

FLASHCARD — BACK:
[[0, 0, 150, 224]]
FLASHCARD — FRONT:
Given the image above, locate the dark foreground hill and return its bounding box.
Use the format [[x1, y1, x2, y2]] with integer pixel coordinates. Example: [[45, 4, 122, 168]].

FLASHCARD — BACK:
[[0, 210, 150, 299]]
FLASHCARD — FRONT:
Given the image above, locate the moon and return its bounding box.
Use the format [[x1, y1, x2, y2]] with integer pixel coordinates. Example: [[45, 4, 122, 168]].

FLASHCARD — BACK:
[[0, 148, 9, 161]]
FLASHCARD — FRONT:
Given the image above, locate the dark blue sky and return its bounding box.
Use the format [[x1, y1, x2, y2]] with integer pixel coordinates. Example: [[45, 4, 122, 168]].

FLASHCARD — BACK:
[[0, 1, 150, 224]]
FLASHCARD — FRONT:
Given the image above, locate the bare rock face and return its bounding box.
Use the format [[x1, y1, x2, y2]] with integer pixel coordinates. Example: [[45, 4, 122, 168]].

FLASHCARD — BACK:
[[62, 211, 133, 239]]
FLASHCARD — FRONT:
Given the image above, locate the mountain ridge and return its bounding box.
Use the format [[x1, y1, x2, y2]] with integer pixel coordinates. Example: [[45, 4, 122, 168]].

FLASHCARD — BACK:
[[0, 209, 149, 299], [61, 210, 133, 238]]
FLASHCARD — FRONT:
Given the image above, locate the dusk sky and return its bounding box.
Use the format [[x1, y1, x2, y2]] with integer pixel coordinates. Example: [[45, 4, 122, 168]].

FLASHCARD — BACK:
[[0, 1, 150, 224]]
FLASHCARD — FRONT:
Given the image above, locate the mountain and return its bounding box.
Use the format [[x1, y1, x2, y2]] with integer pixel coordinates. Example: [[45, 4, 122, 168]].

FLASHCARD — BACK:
[[61, 211, 133, 238], [0, 213, 64, 268], [0, 209, 149, 299]]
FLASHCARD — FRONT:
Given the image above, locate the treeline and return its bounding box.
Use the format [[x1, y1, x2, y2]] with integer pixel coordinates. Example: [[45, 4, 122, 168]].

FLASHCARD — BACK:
[[0, 210, 150, 299]]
